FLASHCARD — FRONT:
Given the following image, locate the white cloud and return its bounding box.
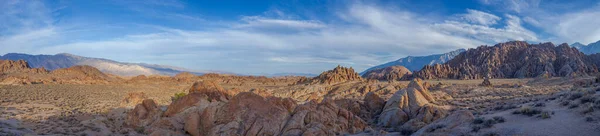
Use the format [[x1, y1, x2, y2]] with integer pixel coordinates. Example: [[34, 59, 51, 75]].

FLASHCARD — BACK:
[[461, 9, 501, 26]]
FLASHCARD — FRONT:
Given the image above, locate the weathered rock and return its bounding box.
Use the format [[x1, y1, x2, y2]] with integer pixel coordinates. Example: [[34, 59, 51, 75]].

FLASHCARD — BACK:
[[378, 78, 445, 129], [364, 92, 385, 115], [188, 80, 229, 101], [281, 99, 369, 135], [174, 72, 196, 82], [0, 60, 47, 74], [120, 92, 148, 107], [362, 66, 412, 81], [307, 65, 363, 85], [163, 93, 211, 117], [415, 41, 599, 79], [126, 99, 161, 127], [197, 92, 292, 135]]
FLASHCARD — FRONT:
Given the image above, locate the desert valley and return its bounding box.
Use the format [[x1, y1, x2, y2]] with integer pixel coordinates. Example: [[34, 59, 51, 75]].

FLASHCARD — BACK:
[[2, 41, 600, 136]]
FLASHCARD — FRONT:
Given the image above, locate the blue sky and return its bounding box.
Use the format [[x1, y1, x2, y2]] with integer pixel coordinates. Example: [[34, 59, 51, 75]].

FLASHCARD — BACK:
[[1, 0, 600, 75]]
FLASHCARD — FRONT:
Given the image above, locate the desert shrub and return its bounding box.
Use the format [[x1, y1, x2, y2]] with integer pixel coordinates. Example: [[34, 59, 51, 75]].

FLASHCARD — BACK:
[[399, 127, 414, 135], [483, 119, 496, 128], [569, 92, 583, 100], [533, 102, 546, 107], [569, 104, 580, 109], [586, 116, 595, 122], [473, 117, 485, 124], [515, 107, 542, 116], [171, 92, 187, 102], [482, 132, 500, 136], [540, 112, 551, 119], [580, 96, 595, 104], [135, 126, 145, 134], [493, 116, 505, 123], [582, 106, 594, 114], [471, 125, 481, 132]]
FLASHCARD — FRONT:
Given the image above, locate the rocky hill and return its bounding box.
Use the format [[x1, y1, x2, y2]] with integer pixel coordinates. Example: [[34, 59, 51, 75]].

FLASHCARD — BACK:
[[361, 49, 465, 75], [415, 41, 599, 79], [0, 60, 47, 74], [0, 53, 220, 76], [362, 66, 412, 81], [303, 65, 362, 84], [0, 60, 120, 84]]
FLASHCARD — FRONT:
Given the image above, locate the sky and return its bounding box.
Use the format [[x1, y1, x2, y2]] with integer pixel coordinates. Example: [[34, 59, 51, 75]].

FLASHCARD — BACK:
[[1, 0, 600, 75]]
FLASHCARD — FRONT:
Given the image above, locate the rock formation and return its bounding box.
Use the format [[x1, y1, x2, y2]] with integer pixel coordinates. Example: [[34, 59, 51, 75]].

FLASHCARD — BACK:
[[0, 60, 47, 74], [362, 66, 412, 81], [188, 80, 230, 101], [50, 65, 109, 80], [126, 99, 161, 128], [415, 41, 599, 79], [126, 81, 370, 135], [305, 65, 362, 85], [120, 92, 148, 107], [378, 78, 446, 131]]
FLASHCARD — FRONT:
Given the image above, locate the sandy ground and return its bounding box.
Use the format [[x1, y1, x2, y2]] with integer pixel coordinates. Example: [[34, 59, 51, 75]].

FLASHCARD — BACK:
[[479, 95, 600, 136]]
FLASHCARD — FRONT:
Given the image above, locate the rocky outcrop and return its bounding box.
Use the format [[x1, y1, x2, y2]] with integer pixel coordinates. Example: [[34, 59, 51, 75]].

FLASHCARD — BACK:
[[188, 80, 230, 101], [362, 66, 412, 81], [378, 78, 446, 131], [306, 65, 362, 85], [126, 99, 161, 128], [415, 41, 599, 79], [0, 60, 47, 74], [174, 72, 196, 82], [50, 65, 109, 80], [120, 92, 148, 107], [163, 80, 230, 117], [126, 81, 370, 135]]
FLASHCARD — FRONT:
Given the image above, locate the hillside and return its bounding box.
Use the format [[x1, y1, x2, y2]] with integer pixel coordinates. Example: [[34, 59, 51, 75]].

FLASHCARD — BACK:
[[360, 49, 465, 75]]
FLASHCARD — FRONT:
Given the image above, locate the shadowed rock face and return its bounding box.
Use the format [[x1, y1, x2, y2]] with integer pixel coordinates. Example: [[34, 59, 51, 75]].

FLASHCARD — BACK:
[[305, 65, 362, 85], [415, 41, 599, 79], [362, 66, 412, 81]]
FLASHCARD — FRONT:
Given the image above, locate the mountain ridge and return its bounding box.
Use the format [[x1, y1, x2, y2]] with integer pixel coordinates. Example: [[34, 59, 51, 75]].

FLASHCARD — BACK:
[[0, 53, 222, 76], [360, 49, 466, 75]]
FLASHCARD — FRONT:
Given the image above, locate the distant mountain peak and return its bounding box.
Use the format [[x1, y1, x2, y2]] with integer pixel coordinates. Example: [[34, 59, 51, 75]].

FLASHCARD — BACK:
[[360, 49, 466, 75], [570, 40, 600, 54]]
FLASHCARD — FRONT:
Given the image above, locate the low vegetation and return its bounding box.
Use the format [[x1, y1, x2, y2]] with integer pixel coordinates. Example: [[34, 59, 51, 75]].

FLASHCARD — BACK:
[[171, 92, 187, 102]]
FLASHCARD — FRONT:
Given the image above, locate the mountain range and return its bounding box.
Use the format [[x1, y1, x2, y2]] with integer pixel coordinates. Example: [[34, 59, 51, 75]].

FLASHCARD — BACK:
[[0, 53, 222, 76], [360, 49, 466, 75], [415, 41, 598, 79], [570, 40, 600, 55]]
